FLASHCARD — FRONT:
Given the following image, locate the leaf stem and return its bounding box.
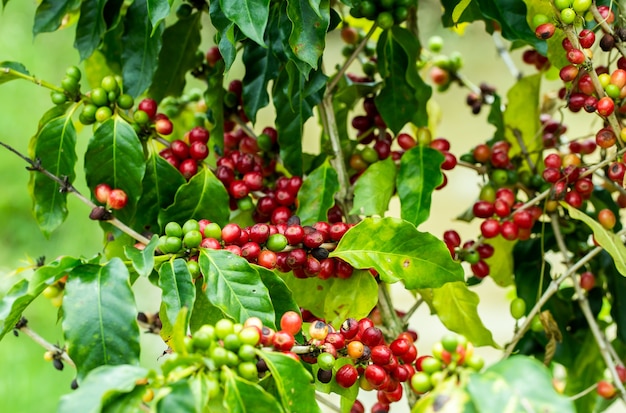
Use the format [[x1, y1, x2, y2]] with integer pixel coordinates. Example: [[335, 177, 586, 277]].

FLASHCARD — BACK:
[[2, 67, 65, 93], [0, 140, 151, 245], [315, 394, 341, 412], [492, 32, 522, 80]]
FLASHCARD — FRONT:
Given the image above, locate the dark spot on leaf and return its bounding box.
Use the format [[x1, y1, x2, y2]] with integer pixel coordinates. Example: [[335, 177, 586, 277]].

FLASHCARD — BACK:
[[403, 259, 411, 268], [317, 285, 323, 291]]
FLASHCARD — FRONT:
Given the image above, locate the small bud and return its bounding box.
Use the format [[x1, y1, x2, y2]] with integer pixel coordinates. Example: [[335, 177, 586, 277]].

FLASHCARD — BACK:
[[89, 206, 112, 221]]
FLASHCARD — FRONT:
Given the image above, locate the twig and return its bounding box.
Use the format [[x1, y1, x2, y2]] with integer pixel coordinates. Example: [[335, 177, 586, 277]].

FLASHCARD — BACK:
[[17, 320, 76, 368], [511, 127, 536, 173], [550, 217, 626, 403], [1, 67, 65, 93], [492, 32, 522, 80], [315, 393, 341, 412], [569, 382, 598, 401], [325, 24, 378, 97], [402, 297, 424, 324], [457, 160, 487, 174], [231, 114, 258, 140], [0, 140, 151, 245], [589, 5, 626, 59]]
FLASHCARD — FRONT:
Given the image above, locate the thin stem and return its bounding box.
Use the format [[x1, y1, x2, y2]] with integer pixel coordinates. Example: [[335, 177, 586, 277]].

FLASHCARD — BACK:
[[402, 297, 424, 324], [457, 160, 487, 174], [232, 114, 258, 139], [2, 67, 65, 93], [550, 217, 626, 404], [0, 140, 151, 245], [569, 382, 598, 401], [17, 322, 76, 368], [511, 127, 536, 173], [325, 24, 378, 97], [315, 394, 341, 413], [492, 32, 522, 80], [589, 5, 626, 59]]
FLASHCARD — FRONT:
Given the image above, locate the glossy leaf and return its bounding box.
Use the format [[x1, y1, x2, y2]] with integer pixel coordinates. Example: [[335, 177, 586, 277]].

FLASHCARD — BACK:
[[487, 94, 505, 141], [158, 167, 230, 227], [124, 235, 159, 279], [604, 252, 626, 343], [204, 64, 226, 152], [135, 153, 185, 233], [272, 62, 326, 175], [0, 256, 80, 340], [33, 0, 80, 35], [0, 61, 30, 85], [396, 146, 443, 226], [376, 28, 430, 133], [283, 270, 378, 328], [122, 0, 164, 97], [297, 159, 339, 225], [255, 266, 298, 329], [157, 380, 197, 413], [189, 282, 226, 333], [350, 157, 396, 216], [62, 259, 140, 380], [208, 0, 238, 71], [286, 0, 329, 69], [430, 281, 497, 347], [75, 0, 107, 60], [562, 203, 626, 276], [148, 12, 202, 102], [441, 0, 484, 26], [219, 0, 269, 46], [483, 236, 515, 287], [467, 356, 575, 412], [477, 0, 544, 52], [257, 351, 320, 413], [158, 258, 196, 339], [331, 217, 464, 289], [504, 74, 541, 161], [28, 114, 77, 236], [198, 249, 275, 327], [223, 367, 285, 413], [564, 331, 605, 413], [147, 0, 173, 31], [84, 117, 146, 224], [58, 365, 148, 413], [451, 0, 472, 22], [242, 40, 279, 123]]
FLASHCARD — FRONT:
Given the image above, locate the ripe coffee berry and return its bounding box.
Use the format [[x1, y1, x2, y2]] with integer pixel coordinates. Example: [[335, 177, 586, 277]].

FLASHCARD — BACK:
[[335, 364, 359, 388], [108, 189, 128, 210], [480, 218, 500, 238]]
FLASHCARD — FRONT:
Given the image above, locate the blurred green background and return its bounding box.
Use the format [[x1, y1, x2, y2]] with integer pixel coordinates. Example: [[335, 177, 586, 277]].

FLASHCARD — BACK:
[[0, 1, 564, 412]]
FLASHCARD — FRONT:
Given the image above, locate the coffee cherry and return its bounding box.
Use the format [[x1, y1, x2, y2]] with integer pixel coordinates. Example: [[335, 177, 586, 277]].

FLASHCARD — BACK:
[[138, 98, 157, 119], [579, 29, 595, 48], [480, 218, 500, 238], [510, 297, 526, 320], [280, 311, 302, 335], [597, 380, 616, 399], [108, 189, 128, 210], [335, 364, 359, 388], [535, 23, 555, 39], [179, 159, 198, 180], [471, 260, 490, 278], [597, 97, 615, 117], [580, 271, 595, 291], [155, 117, 173, 135], [598, 209, 616, 230]]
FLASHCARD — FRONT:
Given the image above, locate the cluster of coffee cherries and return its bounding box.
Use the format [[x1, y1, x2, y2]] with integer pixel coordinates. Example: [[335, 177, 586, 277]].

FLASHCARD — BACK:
[[347, 0, 412, 30], [521, 48, 550, 72], [442, 230, 494, 279], [303, 316, 419, 413], [79, 75, 134, 125], [461, 140, 519, 188], [93, 183, 128, 210], [159, 126, 210, 180], [532, 2, 607, 40], [409, 334, 484, 394], [541, 152, 595, 209]]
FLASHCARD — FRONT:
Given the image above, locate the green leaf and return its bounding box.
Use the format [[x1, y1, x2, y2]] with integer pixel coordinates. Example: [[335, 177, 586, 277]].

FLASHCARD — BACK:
[[204, 65, 226, 152], [350, 157, 396, 216], [148, 11, 202, 102], [58, 365, 148, 413], [0, 256, 80, 340], [483, 235, 515, 287], [0, 61, 30, 85], [198, 249, 275, 327], [208, 1, 238, 71], [429, 281, 497, 347], [297, 159, 339, 225], [189, 281, 226, 333], [562, 203, 626, 276], [242, 40, 279, 123], [158, 167, 230, 228], [604, 252, 626, 343], [135, 153, 186, 233], [564, 331, 605, 413], [452, 0, 473, 22], [331, 217, 464, 289], [33, 0, 80, 35], [487, 94, 505, 141], [467, 356, 575, 412], [157, 380, 197, 413], [504, 74, 541, 161], [286, 0, 329, 70], [283, 271, 378, 328], [375, 28, 431, 133], [75, 0, 107, 60], [28, 114, 77, 236], [122, 0, 164, 98], [219, 0, 269, 46], [158, 258, 196, 339], [223, 367, 286, 413], [102, 385, 147, 413], [147, 0, 173, 31], [62, 259, 140, 380], [255, 266, 299, 329], [257, 351, 320, 413], [476, 0, 545, 52], [272, 62, 327, 175], [396, 146, 443, 226], [124, 235, 159, 279], [84, 116, 146, 224]]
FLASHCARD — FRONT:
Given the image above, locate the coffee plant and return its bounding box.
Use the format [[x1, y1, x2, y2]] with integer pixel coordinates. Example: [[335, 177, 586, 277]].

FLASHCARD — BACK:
[[4, 0, 626, 411]]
